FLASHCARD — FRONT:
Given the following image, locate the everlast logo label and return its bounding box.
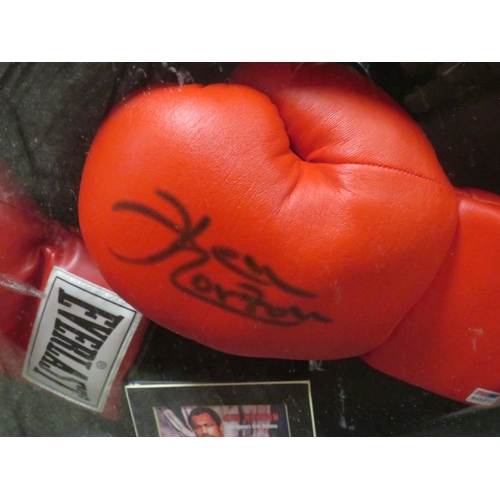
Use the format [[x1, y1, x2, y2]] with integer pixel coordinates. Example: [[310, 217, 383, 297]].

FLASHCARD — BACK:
[[23, 268, 142, 413], [33, 289, 124, 402]]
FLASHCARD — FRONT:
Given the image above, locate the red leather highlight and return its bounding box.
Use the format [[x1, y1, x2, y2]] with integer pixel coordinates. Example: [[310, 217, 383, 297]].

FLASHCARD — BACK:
[[79, 62, 458, 360], [363, 188, 500, 405]]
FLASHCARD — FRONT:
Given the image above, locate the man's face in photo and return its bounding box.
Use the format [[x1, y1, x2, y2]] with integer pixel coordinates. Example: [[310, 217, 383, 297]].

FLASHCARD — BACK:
[[191, 412, 224, 437]]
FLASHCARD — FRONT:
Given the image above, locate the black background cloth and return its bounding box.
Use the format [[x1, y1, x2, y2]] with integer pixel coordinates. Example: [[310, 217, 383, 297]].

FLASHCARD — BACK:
[[0, 62, 237, 226]]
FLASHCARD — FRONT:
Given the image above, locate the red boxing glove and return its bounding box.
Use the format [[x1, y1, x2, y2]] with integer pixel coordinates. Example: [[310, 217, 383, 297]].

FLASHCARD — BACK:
[[363, 188, 500, 407], [79, 62, 458, 360], [0, 165, 148, 418]]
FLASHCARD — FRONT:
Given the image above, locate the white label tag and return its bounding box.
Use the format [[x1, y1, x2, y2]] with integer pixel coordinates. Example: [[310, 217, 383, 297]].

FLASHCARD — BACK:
[[466, 388, 500, 407], [23, 267, 142, 413]]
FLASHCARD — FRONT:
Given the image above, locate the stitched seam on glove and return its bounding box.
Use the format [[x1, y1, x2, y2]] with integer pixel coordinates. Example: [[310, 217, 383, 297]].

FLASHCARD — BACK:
[[319, 161, 455, 191]]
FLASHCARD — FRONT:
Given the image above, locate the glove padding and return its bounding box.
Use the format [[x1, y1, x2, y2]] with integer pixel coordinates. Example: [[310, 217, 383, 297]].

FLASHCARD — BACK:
[[79, 62, 458, 360]]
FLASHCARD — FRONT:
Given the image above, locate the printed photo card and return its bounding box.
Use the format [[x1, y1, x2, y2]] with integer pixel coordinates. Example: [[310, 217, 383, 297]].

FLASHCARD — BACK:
[[126, 380, 315, 437]]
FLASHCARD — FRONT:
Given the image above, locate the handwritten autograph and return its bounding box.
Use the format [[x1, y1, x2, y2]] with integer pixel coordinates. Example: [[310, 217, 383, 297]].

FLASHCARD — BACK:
[[110, 190, 332, 327]]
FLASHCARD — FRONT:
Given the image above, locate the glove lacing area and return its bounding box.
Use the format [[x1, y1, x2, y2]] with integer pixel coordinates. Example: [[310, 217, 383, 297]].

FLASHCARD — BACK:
[[0, 273, 44, 299]]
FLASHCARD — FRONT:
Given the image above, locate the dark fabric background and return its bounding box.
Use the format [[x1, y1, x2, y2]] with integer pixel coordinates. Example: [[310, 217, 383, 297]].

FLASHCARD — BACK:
[[0, 62, 237, 226]]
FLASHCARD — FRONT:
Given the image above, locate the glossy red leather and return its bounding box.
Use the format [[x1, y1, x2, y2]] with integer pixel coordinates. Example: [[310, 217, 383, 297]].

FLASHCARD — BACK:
[[79, 63, 458, 359]]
